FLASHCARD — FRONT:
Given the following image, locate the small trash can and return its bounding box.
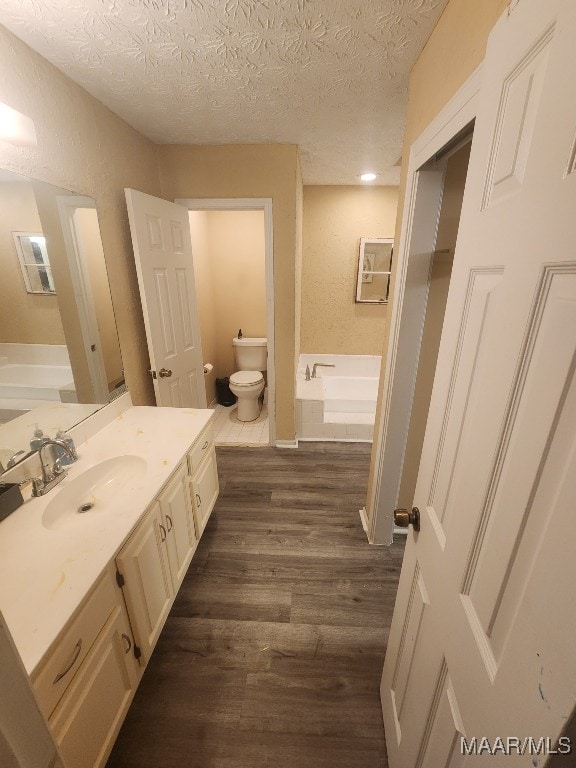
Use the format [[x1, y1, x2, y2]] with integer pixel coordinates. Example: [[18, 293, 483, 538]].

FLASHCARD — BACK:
[[216, 376, 237, 407]]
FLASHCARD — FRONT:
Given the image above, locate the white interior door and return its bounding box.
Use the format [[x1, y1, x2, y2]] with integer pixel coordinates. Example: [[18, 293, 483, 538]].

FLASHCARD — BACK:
[[125, 189, 206, 408], [382, 1, 576, 764]]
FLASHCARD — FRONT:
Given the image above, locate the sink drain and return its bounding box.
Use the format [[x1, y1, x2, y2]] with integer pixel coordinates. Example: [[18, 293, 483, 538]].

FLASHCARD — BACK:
[[78, 502, 95, 513]]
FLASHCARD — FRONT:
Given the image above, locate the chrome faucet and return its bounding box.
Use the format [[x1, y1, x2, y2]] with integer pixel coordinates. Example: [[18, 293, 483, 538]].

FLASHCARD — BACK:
[[311, 363, 336, 378], [14, 439, 78, 497], [34, 439, 77, 496]]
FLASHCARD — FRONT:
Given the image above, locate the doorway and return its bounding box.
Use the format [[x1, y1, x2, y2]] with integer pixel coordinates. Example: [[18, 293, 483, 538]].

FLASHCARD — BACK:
[[176, 198, 275, 446], [366, 65, 483, 545], [396, 137, 472, 511]]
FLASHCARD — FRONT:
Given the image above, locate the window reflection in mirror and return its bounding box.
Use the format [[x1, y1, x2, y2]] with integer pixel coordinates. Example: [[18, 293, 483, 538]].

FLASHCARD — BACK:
[[0, 169, 125, 472]]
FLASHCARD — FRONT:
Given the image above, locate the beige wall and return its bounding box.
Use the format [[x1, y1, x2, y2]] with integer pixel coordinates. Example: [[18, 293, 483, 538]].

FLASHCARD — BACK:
[[208, 210, 266, 376], [300, 186, 398, 354], [294, 157, 304, 379], [367, 0, 509, 524], [189, 211, 217, 404], [0, 180, 65, 345], [158, 145, 300, 441], [0, 26, 161, 407], [189, 209, 266, 404]]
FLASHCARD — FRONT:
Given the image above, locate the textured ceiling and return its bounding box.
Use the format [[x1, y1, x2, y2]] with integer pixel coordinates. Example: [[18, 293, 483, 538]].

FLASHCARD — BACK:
[[0, 0, 448, 185]]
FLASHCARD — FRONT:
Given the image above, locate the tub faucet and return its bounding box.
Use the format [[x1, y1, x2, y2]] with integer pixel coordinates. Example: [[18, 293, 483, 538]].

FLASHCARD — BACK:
[[305, 364, 311, 381], [311, 363, 335, 378]]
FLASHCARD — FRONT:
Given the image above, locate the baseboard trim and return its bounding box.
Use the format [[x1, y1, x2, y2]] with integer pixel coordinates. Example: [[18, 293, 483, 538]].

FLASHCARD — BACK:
[[359, 507, 369, 533], [275, 439, 299, 449]]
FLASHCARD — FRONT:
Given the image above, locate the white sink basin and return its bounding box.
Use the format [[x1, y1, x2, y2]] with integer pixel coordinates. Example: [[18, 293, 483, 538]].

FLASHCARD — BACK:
[[42, 455, 147, 531]]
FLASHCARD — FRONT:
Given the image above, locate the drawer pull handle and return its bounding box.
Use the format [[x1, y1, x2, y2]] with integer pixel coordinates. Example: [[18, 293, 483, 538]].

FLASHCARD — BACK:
[[166, 514, 173, 532], [159, 523, 167, 542], [122, 633, 132, 654], [202, 441, 208, 450], [53, 639, 82, 684], [195, 493, 201, 508]]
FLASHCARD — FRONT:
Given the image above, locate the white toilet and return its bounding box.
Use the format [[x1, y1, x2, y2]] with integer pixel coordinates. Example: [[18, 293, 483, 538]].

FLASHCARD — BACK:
[[229, 337, 267, 422]]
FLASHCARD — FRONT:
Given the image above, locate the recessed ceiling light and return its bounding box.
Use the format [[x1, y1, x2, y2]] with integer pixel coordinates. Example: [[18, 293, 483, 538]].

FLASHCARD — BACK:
[[360, 172, 377, 182]]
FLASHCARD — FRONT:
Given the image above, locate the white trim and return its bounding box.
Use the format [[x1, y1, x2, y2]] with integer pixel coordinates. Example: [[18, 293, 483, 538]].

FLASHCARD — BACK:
[[176, 198, 276, 446], [275, 439, 298, 449], [56, 196, 109, 404], [367, 64, 483, 545]]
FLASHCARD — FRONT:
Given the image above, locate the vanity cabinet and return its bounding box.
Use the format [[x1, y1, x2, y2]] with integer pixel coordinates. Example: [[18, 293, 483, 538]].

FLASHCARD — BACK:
[[160, 462, 198, 591], [116, 423, 217, 666], [190, 446, 219, 538], [22, 411, 219, 768], [31, 563, 139, 768], [115, 501, 172, 666], [116, 462, 198, 664]]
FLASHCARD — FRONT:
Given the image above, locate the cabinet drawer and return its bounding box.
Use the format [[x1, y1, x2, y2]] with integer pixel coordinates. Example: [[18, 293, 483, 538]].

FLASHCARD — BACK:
[[32, 568, 118, 720], [187, 422, 213, 474]]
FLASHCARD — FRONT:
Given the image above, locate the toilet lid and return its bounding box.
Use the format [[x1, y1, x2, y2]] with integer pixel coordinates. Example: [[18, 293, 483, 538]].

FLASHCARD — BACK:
[[230, 370, 264, 386]]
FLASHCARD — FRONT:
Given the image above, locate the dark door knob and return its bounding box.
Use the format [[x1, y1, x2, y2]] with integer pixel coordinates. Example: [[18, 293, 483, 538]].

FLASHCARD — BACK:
[[158, 368, 172, 378], [394, 507, 420, 531]]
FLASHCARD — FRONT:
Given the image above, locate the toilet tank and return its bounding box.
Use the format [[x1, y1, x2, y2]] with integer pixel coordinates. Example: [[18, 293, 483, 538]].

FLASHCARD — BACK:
[[233, 337, 267, 371]]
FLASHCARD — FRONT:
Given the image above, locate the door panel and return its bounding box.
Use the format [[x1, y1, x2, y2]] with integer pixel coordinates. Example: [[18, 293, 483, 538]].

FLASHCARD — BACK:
[[125, 189, 206, 408], [382, 2, 576, 765]]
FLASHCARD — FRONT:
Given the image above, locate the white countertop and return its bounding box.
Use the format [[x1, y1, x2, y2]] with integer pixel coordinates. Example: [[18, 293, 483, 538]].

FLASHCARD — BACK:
[[0, 405, 213, 674]]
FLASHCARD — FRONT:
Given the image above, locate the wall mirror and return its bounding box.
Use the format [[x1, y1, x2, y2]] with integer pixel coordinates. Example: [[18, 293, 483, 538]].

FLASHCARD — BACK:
[[355, 237, 393, 304], [0, 168, 124, 474]]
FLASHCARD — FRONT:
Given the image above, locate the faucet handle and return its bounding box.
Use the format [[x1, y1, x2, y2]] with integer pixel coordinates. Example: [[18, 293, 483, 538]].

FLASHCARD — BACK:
[[305, 364, 311, 381]]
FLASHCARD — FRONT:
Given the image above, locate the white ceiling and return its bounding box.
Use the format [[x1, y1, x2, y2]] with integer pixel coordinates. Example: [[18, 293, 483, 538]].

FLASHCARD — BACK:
[[0, 0, 448, 185]]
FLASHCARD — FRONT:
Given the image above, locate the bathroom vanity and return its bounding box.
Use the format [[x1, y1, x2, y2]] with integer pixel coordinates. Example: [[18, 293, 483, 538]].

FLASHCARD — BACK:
[[0, 403, 219, 768]]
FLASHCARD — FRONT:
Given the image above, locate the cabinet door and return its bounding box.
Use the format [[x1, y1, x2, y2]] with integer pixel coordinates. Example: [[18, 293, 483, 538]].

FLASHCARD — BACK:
[[49, 606, 139, 768], [159, 463, 197, 592], [116, 503, 172, 664], [191, 447, 219, 538]]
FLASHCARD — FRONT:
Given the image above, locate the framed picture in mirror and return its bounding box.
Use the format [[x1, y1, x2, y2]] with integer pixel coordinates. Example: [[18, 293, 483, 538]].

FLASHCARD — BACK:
[[355, 237, 393, 303], [12, 232, 55, 294]]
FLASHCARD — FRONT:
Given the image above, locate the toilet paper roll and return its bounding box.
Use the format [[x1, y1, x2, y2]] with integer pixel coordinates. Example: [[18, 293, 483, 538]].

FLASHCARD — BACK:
[[203, 363, 214, 375]]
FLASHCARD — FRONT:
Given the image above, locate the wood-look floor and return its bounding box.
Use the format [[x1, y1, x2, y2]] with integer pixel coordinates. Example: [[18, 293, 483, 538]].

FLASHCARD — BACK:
[[107, 442, 405, 768]]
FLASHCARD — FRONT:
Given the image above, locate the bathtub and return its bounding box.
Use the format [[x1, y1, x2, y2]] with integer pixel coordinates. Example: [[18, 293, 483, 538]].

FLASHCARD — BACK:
[[0, 343, 75, 410], [296, 354, 380, 442]]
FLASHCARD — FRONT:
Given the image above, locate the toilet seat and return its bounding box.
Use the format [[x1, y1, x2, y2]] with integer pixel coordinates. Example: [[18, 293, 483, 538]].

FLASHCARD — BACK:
[[230, 370, 264, 387]]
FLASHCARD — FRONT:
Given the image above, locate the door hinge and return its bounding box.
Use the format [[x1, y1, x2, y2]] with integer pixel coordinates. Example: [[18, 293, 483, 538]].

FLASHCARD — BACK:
[[147, 369, 157, 379], [134, 644, 142, 660], [115, 569, 125, 588]]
